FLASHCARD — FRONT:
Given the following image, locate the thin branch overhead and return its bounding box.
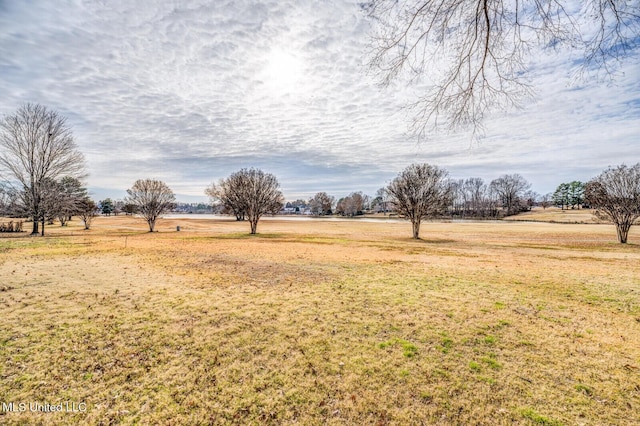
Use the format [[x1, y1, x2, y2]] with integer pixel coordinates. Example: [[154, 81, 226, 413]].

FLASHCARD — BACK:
[[366, 0, 640, 137]]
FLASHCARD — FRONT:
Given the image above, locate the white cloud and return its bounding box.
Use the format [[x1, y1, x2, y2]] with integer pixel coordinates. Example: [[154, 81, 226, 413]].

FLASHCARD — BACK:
[[0, 0, 638, 201]]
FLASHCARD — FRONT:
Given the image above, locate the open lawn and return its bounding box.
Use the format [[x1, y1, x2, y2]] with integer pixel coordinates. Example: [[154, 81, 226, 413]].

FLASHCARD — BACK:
[[503, 207, 602, 224], [1, 214, 639, 425]]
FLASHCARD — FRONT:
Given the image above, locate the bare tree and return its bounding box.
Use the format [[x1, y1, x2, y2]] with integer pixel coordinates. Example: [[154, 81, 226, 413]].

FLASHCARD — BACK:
[[78, 198, 98, 230], [309, 192, 335, 215], [348, 192, 367, 216], [366, 1, 640, 135], [126, 179, 176, 232], [540, 192, 552, 210], [206, 178, 247, 221], [463, 177, 490, 216], [375, 187, 390, 215], [52, 176, 88, 226], [0, 183, 20, 217], [585, 164, 640, 244], [38, 178, 64, 235], [336, 192, 368, 217], [490, 174, 531, 216], [522, 190, 539, 211], [0, 103, 85, 235], [209, 168, 283, 234], [387, 163, 452, 239]]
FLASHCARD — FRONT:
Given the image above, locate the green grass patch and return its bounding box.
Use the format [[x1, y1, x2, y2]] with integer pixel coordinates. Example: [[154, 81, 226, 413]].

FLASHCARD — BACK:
[[574, 384, 593, 396], [521, 408, 563, 425], [378, 338, 419, 358], [481, 354, 502, 370], [438, 335, 454, 353], [469, 361, 482, 372], [483, 335, 496, 345]]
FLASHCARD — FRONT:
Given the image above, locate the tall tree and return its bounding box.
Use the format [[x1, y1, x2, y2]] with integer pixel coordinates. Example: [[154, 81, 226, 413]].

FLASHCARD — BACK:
[[206, 179, 246, 221], [54, 176, 88, 226], [553, 183, 571, 210], [366, 1, 639, 135], [309, 192, 335, 215], [33, 177, 64, 236], [585, 164, 640, 244], [100, 198, 114, 216], [208, 168, 283, 234], [463, 177, 495, 217], [568, 181, 585, 209], [126, 179, 176, 232], [490, 174, 531, 216], [387, 163, 452, 239], [553, 181, 585, 209], [0, 103, 85, 235], [336, 192, 368, 217]]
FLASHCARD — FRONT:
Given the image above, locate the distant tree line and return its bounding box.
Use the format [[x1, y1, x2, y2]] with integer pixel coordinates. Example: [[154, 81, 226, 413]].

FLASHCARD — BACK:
[[449, 174, 534, 218], [1, 103, 639, 243]]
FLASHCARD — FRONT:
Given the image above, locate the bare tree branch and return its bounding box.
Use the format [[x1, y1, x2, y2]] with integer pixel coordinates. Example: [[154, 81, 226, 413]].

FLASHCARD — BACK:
[[207, 168, 284, 234], [585, 163, 640, 243], [126, 179, 176, 232], [0, 103, 85, 235], [387, 163, 452, 238], [367, 0, 640, 136]]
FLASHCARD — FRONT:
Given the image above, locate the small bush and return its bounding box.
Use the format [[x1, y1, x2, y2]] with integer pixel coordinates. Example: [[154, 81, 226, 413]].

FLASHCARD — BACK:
[[0, 221, 24, 233]]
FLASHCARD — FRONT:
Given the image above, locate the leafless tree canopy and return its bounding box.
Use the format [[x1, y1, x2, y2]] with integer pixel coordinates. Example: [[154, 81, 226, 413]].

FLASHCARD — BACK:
[[0, 183, 20, 217], [450, 177, 500, 217], [489, 173, 531, 215], [309, 192, 335, 215], [336, 192, 369, 216], [387, 163, 452, 238], [78, 198, 98, 230], [206, 176, 249, 221], [43, 176, 88, 226], [366, 0, 640, 135], [0, 103, 85, 235], [208, 168, 283, 234], [585, 164, 640, 243], [126, 179, 176, 232]]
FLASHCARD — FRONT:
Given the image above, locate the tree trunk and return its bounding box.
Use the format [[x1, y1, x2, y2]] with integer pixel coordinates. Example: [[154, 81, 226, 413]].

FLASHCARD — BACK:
[[41, 217, 45, 236], [412, 219, 421, 239], [148, 218, 156, 232], [616, 221, 631, 244], [31, 216, 39, 235], [250, 219, 258, 234]]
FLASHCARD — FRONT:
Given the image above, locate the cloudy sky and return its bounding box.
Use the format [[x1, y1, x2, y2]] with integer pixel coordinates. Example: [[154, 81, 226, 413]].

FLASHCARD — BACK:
[[1, 0, 638, 202]]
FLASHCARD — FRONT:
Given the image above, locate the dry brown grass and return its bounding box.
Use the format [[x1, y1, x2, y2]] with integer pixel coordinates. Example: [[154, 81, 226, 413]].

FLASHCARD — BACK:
[[503, 207, 602, 224], [1, 215, 639, 425]]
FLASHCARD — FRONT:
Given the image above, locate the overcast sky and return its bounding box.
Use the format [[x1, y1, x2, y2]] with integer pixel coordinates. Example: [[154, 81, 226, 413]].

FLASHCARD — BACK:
[[1, 1, 639, 202]]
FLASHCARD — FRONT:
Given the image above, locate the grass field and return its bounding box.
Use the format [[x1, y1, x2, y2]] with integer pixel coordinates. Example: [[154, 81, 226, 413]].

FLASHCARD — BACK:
[[503, 207, 603, 224], [1, 213, 639, 425]]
